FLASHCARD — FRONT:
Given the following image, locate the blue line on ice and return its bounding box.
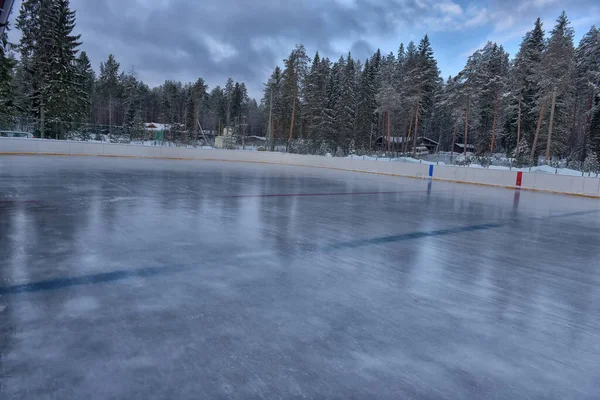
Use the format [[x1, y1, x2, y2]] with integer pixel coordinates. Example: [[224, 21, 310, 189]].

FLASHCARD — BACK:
[[0, 210, 597, 296]]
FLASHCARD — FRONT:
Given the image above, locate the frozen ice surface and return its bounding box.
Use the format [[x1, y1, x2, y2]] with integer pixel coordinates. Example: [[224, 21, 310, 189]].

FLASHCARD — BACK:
[[1, 156, 600, 399]]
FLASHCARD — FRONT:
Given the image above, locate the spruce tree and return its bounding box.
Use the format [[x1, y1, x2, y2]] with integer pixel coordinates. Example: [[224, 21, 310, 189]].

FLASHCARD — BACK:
[[355, 59, 377, 150], [505, 18, 545, 156], [334, 53, 356, 152], [536, 11, 575, 159], [123, 74, 139, 138], [17, 0, 82, 138], [303, 51, 324, 142], [98, 54, 120, 131], [0, 32, 16, 127], [185, 86, 196, 134], [76, 51, 94, 123], [591, 96, 600, 155]]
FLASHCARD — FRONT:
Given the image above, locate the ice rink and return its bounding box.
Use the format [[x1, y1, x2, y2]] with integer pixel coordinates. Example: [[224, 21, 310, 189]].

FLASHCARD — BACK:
[[1, 155, 600, 399]]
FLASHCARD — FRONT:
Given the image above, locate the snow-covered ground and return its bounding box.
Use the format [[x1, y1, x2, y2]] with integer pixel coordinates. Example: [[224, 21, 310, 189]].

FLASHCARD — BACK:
[[345, 154, 599, 177]]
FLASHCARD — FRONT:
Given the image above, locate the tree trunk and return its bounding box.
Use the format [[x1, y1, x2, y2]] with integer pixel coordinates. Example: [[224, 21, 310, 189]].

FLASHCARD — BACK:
[[288, 94, 296, 142], [451, 124, 457, 163], [109, 94, 113, 134], [490, 92, 499, 153], [412, 103, 420, 156], [530, 102, 546, 162], [545, 89, 557, 161], [287, 93, 297, 153], [464, 99, 470, 155], [515, 98, 522, 159], [386, 111, 391, 153], [40, 97, 45, 139], [404, 107, 414, 154]]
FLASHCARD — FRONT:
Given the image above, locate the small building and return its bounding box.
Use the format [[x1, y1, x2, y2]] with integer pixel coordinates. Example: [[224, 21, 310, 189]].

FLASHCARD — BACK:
[[376, 136, 439, 154], [453, 143, 475, 153], [0, 131, 34, 138]]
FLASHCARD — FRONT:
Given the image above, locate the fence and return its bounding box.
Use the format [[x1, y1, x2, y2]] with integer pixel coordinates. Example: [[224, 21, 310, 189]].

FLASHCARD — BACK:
[[1, 115, 598, 177]]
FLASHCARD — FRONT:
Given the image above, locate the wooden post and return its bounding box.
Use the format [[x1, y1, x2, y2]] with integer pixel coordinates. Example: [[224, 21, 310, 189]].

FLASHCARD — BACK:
[[530, 102, 546, 162], [450, 124, 457, 163], [515, 98, 522, 158], [490, 91, 499, 153], [545, 88, 557, 161], [412, 103, 420, 156], [387, 111, 391, 153], [464, 98, 470, 155]]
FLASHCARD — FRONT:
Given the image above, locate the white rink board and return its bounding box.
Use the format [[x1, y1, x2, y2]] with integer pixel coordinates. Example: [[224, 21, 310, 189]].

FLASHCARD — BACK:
[[1, 137, 599, 197]]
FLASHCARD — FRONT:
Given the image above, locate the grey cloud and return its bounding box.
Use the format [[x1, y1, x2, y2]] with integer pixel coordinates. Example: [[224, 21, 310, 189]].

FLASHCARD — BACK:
[[66, 0, 427, 98]]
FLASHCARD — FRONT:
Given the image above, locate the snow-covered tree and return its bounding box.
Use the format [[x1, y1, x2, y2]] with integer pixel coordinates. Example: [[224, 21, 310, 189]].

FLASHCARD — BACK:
[[281, 45, 309, 142], [355, 58, 378, 150], [335, 53, 357, 151], [583, 151, 599, 174], [98, 54, 120, 131], [504, 18, 545, 156], [0, 32, 16, 127], [534, 11, 576, 159], [76, 51, 94, 123], [591, 96, 600, 155], [17, 0, 83, 137]]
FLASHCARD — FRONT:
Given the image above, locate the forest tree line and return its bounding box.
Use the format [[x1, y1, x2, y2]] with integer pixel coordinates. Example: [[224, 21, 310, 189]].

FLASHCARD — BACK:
[[1, 1, 600, 163], [262, 12, 600, 163]]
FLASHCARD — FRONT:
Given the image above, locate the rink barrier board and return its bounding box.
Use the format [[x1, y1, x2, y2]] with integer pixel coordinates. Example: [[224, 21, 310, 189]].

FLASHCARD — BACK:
[[1, 138, 599, 199]]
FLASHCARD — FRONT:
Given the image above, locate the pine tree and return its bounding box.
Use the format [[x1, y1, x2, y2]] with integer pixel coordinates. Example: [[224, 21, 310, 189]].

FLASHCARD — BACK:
[[591, 96, 600, 155], [224, 77, 234, 126], [98, 54, 120, 131], [504, 18, 545, 156], [408, 35, 440, 153], [185, 86, 196, 134], [0, 32, 16, 127], [334, 53, 356, 152], [281, 45, 309, 142], [536, 11, 576, 159], [355, 58, 378, 150], [583, 151, 599, 174], [303, 51, 326, 142], [123, 74, 140, 138], [17, 0, 83, 138], [192, 77, 208, 129], [76, 51, 94, 123], [463, 42, 510, 153], [262, 66, 284, 146], [575, 26, 600, 160]]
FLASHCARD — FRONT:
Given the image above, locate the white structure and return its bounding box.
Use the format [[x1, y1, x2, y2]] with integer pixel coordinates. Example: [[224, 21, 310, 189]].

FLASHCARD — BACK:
[[214, 126, 234, 149]]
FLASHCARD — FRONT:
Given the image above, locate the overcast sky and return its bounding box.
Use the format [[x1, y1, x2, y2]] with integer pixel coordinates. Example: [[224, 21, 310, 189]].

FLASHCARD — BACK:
[[8, 0, 599, 99]]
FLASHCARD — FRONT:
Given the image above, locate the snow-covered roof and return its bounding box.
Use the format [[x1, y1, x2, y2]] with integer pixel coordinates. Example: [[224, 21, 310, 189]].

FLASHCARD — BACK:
[[144, 122, 168, 131]]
